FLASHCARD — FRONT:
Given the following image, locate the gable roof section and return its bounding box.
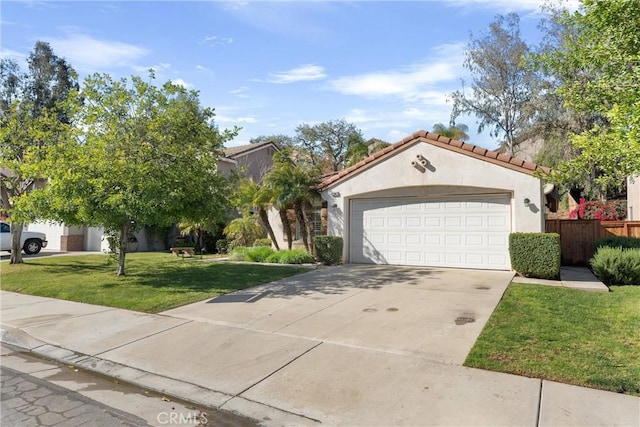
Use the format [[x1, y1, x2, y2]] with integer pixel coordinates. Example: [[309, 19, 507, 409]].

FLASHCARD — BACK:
[[224, 141, 280, 159], [318, 130, 550, 191]]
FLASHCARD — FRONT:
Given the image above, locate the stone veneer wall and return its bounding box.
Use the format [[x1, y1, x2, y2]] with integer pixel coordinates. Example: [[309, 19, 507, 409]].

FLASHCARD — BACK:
[[61, 234, 84, 251]]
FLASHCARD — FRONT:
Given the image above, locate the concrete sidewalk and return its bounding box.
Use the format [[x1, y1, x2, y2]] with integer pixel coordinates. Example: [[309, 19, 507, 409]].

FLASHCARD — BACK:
[[512, 266, 609, 292], [1, 289, 638, 426]]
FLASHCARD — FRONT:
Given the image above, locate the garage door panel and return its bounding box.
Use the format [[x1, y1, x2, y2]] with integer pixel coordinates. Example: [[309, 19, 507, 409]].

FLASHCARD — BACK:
[[350, 195, 511, 270]]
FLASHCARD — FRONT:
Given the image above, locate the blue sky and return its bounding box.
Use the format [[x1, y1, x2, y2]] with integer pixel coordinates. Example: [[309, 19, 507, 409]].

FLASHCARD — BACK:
[[1, 0, 575, 149]]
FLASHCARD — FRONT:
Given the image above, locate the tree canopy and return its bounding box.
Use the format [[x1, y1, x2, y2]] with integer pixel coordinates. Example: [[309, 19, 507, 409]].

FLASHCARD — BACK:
[[24, 73, 237, 275], [538, 0, 640, 197], [0, 41, 78, 264], [451, 13, 540, 155], [295, 119, 365, 172]]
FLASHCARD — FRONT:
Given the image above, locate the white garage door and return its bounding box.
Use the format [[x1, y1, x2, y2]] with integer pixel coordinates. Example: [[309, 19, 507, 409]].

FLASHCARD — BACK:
[[350, 195, 511, 270]]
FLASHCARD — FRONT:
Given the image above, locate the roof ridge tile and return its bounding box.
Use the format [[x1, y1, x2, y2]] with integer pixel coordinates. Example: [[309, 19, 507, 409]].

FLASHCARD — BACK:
[[318, 130, 549, 190]]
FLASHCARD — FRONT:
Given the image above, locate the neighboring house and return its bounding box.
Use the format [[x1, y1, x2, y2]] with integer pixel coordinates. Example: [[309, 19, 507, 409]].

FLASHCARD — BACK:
[[24, 141, 281, 252], [628, 176, 640, 220], [317, 130, 549, 271], [222, 141, 280, 183]]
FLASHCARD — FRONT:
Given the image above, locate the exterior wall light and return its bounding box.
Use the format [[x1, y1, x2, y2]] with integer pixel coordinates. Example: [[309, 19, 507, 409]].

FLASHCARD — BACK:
[[524, 198, 531, 207]]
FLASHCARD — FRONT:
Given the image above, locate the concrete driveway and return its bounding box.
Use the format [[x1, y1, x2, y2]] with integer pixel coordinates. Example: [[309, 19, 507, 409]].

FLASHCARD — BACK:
[[4, 265, 639, 425], [163, 264, 514, 365]]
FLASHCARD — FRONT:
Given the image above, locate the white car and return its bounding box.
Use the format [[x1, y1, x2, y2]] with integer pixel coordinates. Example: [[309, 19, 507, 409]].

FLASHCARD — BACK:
[[0, 222, 48, 255]]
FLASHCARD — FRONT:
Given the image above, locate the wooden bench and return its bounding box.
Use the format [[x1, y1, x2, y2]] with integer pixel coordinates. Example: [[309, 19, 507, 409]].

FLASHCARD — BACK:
[[170, 247, 196, 257]]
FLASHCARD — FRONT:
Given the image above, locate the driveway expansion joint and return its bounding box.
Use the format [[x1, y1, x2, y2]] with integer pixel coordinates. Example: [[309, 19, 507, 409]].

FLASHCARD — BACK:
[[92, 319, 193, 357], [233, 341, 324, 399]]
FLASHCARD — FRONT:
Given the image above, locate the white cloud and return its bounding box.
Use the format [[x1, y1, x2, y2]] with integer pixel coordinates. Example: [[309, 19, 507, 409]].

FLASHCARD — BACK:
[[443, 0, 579, 12], [196, 64, 212, 73], [263, 64, 326, 84], [0, 48, 27, 62], [171, 78, 193, 89], [330, 62, 458, 100], [229, 86, 250, 98], [132, 62, 171, 74], [201, 35, 234, 47], [215, 114, 257, 124], [45, 33, 147, 70], [329, 43, 464, 102]]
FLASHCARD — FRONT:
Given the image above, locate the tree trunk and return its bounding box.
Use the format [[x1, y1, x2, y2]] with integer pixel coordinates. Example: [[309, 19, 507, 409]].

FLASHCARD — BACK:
[[302, 199, 315, 256], [9, 223, 24, 264], [279, 207, 293, 250], [258, 207, 279, 250], [294, 200, 308, 252], [116, 222, 128, 276]]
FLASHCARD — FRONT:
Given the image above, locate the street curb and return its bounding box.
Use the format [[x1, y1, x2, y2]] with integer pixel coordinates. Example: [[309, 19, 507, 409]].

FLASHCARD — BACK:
[[0, 326, 317, 427]]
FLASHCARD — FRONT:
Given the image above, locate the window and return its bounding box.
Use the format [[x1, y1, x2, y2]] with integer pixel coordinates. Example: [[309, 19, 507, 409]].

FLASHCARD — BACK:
[[0, 223, 9, 233]]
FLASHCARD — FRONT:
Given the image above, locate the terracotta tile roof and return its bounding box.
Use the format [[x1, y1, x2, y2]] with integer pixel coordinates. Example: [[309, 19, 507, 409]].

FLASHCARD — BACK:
[[224, 141, 279, 158], [318, 130, 551, 191]]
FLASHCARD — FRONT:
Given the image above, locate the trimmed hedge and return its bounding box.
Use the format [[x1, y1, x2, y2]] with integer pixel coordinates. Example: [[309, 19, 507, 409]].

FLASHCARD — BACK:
[[509, 233, 561, 279], [594, 236, 640, 250], [591, 247, 640, 286], [314, 236, 343, 265]]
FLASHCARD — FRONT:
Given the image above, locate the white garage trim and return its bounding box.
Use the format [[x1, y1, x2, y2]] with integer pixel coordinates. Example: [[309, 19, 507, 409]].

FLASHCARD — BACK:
[[349, 194, 511, 270]]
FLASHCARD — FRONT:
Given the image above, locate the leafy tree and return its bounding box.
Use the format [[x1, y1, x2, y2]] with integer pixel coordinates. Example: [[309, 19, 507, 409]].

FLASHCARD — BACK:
[[24, 73, 237, 275], [538, 0, 640, 197], [249, 134, 293, 147], [451, 13, 540, 155], [295, 119, 364, 172], [432, 123, 470, 141], [0, 41, 78, 264], [234, 177, 280, 250]]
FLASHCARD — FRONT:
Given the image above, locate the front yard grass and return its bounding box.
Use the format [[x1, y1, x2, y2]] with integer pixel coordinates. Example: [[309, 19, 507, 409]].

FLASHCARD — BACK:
[[0, 252, 311, 313], [466, 283, 640, 396]]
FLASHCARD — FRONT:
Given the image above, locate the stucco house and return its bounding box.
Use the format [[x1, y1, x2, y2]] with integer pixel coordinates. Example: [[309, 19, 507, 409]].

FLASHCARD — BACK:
[[25, 141, 281, 252], [317, 130, 550, 271]]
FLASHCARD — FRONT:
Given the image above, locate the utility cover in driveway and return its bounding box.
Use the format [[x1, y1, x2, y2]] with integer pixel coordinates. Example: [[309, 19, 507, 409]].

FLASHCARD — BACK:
[[350, 195, 511, 269]]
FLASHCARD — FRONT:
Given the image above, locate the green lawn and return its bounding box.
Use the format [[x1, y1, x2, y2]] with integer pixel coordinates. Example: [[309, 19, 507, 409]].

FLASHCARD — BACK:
[[466, 283, 640, 396], [0, 253, 311, 313]]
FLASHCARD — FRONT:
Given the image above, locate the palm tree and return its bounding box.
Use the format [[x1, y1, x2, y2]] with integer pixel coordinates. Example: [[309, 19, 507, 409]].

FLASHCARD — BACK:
[[432, 123, 470, 141], [235, 178, 279, 250], [223, 215, 262, 248], [265, 150, 319, 253]]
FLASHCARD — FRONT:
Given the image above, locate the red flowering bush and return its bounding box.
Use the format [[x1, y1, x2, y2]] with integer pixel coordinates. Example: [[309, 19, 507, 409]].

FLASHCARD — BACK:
[[569, 198, 627, 221]]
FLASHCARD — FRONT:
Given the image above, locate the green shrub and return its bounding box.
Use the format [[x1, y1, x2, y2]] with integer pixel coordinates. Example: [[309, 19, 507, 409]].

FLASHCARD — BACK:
[[229, 246, 249, 261], [215, 239, 228, 254], [591, 247, 640, 286], [594, 236, 640, 250], [509, 233, 561, 279], [266, 249, 314, 264], [253, 238, 273, 247], [314, 236, 343, 265], [245, 246, 275, 262]]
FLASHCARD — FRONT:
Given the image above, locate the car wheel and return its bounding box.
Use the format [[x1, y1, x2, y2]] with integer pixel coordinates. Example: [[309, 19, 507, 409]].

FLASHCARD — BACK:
[[24, 239, 42, 255]]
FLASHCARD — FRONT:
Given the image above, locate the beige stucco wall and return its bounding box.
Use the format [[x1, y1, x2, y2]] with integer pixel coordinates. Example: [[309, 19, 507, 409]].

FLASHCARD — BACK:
[[321, 140, 544, 264], [628, 176, 640, 220]]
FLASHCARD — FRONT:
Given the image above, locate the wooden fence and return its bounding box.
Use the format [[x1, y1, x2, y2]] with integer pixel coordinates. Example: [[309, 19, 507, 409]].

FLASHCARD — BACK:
[[601, 221, 640, 238], [544, 220, 640, 265]]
